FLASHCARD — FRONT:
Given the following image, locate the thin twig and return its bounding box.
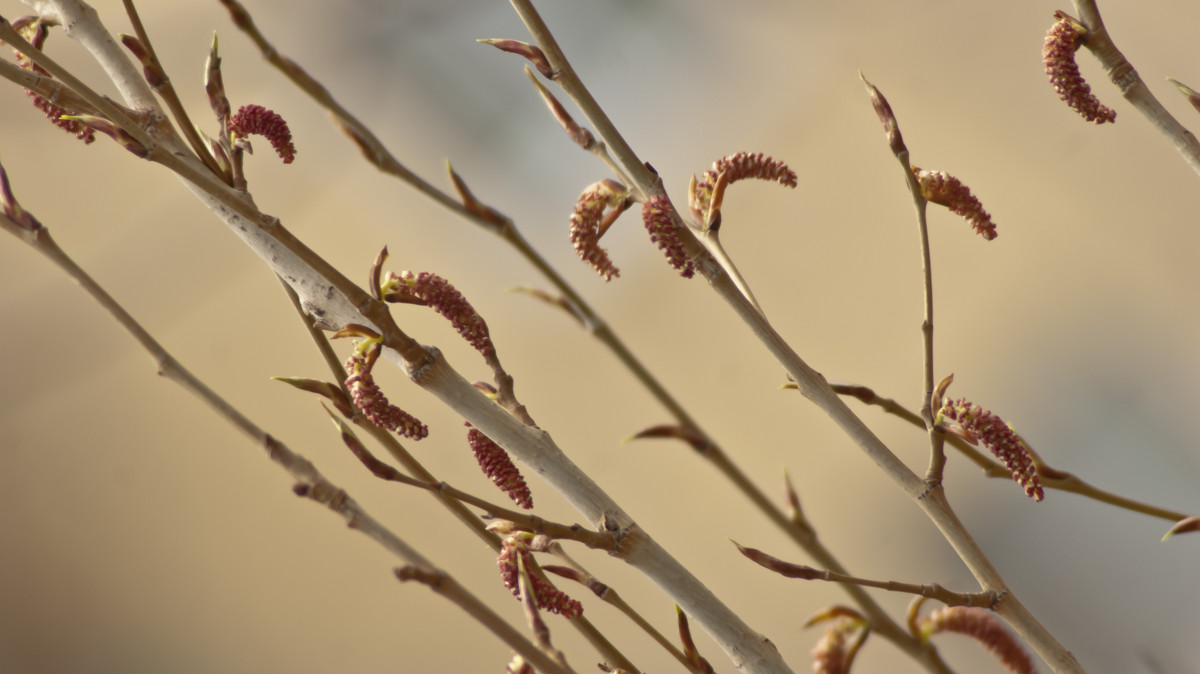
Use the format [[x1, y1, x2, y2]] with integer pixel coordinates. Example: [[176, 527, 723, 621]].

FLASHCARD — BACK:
[[522, 64, 629, 185], [737, 543, 1000, 609], [859, 73, 945, 486], [213, 0, 467, 215], [833, 382, 1196, 524], [0, 58, 101, 116], [119, 0, 224, 176]]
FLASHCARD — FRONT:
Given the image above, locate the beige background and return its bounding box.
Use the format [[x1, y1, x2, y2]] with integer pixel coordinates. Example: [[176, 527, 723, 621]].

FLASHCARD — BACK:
[[2, 1, 1198, 673]]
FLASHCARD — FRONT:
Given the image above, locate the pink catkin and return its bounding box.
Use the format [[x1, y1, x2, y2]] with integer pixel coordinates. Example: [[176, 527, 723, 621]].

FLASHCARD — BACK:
[[913, 168, 998, 241], [394, 271, 494, 357], [924, 607, 1037, 674], [940, 398, 1042, 501], [12, 19, 95, 144], [1043, 13, 1116, 124], [466, 425, 533, 509], [228, 104, 296, 163], [569, 181, 626, 281], [690, 151, 797, 216], [343, 348, 428, 440], [497, 542, 582, 618], [642, 196, 695, 278]]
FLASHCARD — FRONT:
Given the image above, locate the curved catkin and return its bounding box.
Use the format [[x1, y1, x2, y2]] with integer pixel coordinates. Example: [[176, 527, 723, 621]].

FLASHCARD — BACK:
[[1043, 12, 1117, 124], [228, 104, 297, 162], [912, 167, 998, 241], [568, 180, 627, 281]]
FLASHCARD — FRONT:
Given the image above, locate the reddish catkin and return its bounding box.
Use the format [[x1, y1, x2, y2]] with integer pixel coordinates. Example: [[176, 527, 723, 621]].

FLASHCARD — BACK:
[[11, 19, 96, 143], [496, 541, 582, 618], [343, 345, 428, 440], [387, 271, 495, 357], [466, 424, 533, 509], [689, 152, 798, 217], [939, 398, 1042, 501], [913, 167, 998, 241], [922, 607, 1037, 674], [568, 180, 627, 281], [228, 104, 297, 163], [1043, 12, 1117, 124], [642, 196, 696, 279]]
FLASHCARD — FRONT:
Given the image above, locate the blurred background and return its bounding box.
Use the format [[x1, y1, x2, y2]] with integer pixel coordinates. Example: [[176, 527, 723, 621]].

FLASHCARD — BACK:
[[2, 1, 1198, 672]]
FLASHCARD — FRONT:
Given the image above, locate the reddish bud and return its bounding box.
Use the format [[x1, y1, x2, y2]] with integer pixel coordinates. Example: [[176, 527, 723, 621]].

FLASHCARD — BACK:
[[861, 73, 907, 155], [205, 34, 231, 122], [479, 38, 554, 79], [735, 542, 826, 579], [1043, 11, 1116, 124], [228, 104, 296, 163], [541, 565, 609, 598], [1162, 516, 1200, 541], [525, 66, 593, 149], [0, 161, 42, 233], [119, 34, 166, 88], [271, 376, 354, 418], [628, 424, 710, 453], [446, 162, 508, 233], [676, 605, 716, 674]]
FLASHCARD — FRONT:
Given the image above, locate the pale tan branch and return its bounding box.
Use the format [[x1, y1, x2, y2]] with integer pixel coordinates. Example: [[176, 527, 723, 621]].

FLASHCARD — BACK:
[[1071, 0, 1200, 178]]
